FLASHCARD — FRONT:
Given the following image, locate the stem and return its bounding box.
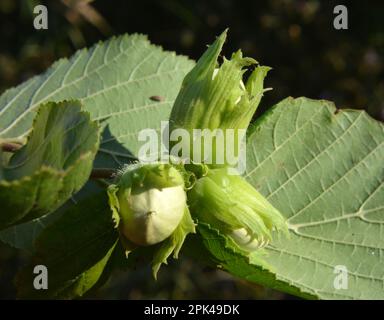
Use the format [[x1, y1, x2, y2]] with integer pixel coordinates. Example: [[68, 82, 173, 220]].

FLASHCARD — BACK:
[[1, 142, 22, 153], [90, 168, 116, 180]]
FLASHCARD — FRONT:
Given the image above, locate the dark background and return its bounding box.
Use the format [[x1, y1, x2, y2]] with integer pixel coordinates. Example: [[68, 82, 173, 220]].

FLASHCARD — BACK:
[[0, 0, 383, 299]]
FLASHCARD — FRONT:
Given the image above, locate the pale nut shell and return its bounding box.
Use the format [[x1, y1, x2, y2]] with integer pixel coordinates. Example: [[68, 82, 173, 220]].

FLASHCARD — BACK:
[[229, 228, 269, 251], [121, 185, 186, 246]]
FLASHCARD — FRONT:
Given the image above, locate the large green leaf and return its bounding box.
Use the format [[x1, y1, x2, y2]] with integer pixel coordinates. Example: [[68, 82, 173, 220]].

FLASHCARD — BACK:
[[0, 101, 100, 230], [0, 34, 194, 167], [182, 223, 314, 299], [245, 97, 383, 299], [16, 191, 118, 299]]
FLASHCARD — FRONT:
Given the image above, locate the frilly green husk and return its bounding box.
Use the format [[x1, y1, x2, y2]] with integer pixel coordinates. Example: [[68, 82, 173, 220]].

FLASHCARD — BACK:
[[169, 30, 271, 166], [188, 167, 288, 252], [107, 162, 195, 278]]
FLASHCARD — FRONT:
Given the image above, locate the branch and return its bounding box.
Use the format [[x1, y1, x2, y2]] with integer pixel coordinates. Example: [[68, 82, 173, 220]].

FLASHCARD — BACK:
[[1, 142, 23, 153], [90, 168, 116, 180]]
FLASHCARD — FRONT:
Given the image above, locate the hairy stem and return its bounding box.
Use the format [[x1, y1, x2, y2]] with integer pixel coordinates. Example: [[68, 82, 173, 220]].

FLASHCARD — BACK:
[[90, 168, 116, 179], [0, 142, 23, 152]]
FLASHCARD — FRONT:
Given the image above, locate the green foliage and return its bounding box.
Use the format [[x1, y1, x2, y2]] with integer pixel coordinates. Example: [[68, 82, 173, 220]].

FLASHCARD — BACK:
[[245, 97, 384, 299], [16, 191, 118, 299], [0, 100, 99, 230], [0, 181, 102, 251], [184, 97, 384, 300], [187, 223, 315, 299], [0, 33, 383, 300], [0, 33, 194, 248], [0, 34, 194, 168]]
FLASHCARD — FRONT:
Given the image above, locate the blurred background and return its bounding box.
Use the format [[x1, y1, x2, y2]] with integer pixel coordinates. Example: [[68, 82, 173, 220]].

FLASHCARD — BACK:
[[0, 0, 383, 299]]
